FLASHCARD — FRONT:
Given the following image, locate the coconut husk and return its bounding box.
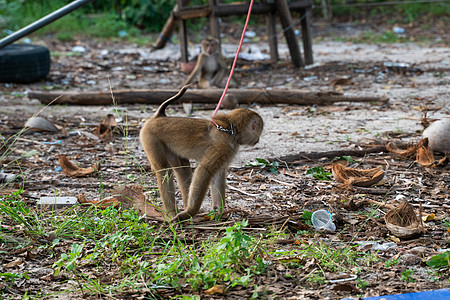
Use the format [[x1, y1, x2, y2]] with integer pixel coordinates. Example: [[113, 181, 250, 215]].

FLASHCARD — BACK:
[[24, 117, 59, 132], [416, 138, 434, 166], [58, 155, 100, 177], [386, 141, 418, 158], [384, 200, 422, 239], [331, 163, 385, 187], [416, 138, 449, 167], [94, 114, 117, 140]]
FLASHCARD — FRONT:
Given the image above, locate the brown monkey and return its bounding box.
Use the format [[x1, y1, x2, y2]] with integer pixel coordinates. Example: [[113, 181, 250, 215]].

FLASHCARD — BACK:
[[184, 38, 228, 89], [140, 85, 263, 222]]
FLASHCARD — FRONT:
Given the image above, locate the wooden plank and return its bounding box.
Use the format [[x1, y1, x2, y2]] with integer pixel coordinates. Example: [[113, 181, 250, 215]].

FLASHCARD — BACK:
[[28, 89, 389, 106], [174, 1, 313, 19]]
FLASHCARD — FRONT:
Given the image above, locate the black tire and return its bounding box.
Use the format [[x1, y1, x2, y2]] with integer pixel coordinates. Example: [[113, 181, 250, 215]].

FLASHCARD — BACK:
[[0, 44, 50, 83]]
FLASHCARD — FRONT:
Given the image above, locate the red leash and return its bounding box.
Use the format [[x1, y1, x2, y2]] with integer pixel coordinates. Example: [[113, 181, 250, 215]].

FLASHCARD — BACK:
[[211, 0, 254, 125]]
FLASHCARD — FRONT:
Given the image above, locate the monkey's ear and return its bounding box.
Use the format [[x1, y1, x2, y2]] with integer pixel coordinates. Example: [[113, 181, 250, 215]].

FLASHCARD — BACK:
[[251, 119, 257, 130]]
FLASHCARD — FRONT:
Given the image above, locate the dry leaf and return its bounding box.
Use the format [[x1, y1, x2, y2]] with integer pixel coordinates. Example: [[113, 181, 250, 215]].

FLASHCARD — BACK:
[[204, 285, 226, 295], [332, 163, 384, 187], [58, 155, 100, 177], [4, 257, 24, 268], [78, 194, 120, 208], [384, 200, 422, 239], [79, 186, 164, 221], [330, 78, 353, 87], [421, 213, 435, 222]]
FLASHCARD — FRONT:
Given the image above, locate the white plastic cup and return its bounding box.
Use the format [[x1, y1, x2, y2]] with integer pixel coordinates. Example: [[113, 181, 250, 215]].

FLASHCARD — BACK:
[[311, 209, 336, 231]]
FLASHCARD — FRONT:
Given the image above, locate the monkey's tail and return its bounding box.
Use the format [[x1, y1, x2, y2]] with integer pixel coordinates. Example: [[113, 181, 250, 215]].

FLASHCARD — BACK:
[[154, 85, 190, 117]]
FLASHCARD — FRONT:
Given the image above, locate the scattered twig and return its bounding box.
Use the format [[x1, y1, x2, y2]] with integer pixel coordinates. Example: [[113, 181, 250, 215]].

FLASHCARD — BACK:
[[270, 145, 387, 163], [227, 184, 260, 197]]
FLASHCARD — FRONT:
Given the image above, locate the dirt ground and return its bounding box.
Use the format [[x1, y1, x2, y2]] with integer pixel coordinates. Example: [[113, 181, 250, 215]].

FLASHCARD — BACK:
[[0, 21, 449, 299]]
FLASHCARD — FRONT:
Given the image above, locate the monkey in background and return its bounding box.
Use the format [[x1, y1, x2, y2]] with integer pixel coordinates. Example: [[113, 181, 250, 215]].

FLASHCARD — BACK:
[[184, 38, 228, 89], [140, 85, 263, 222]]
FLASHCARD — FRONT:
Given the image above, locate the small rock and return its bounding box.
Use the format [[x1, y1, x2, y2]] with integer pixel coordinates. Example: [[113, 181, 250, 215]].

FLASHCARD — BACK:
[[400, 253, 422, 265]]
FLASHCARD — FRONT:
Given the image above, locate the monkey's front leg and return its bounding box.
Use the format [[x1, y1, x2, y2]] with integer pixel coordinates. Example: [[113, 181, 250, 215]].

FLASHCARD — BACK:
[[172, 164, 215, 222], [211, 168, 226, 215]]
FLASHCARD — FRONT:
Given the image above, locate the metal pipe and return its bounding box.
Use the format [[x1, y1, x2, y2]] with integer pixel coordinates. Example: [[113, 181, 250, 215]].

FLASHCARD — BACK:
[[0, 0, 95, 49]]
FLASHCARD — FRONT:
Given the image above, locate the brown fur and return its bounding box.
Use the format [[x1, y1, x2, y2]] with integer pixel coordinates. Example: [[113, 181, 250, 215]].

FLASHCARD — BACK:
[[139, 86, 263, 222], [184, 38, 228, 89]]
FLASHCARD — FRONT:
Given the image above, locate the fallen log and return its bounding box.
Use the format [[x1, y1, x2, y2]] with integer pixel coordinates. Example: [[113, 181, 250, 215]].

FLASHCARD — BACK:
[[28, 89, 389, 106]]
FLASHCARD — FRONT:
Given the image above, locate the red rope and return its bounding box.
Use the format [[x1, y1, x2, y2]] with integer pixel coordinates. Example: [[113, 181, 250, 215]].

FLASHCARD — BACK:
[[211, 0, 254, 125]]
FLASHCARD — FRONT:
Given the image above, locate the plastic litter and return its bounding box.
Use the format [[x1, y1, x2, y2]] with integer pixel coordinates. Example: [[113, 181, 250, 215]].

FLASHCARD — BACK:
[[311, 209, 336, 231], [358, 241, 398, 251], [0, 172, 19, 183], [244, 31, 256, 38], [393, 26, 405, 34], [37, 196, 77, 207], [72, 45, 86, 52]]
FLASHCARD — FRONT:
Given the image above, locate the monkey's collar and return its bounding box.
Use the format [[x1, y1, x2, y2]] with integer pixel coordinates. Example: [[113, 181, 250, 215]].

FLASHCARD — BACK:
[[215, 123, 236, 138]]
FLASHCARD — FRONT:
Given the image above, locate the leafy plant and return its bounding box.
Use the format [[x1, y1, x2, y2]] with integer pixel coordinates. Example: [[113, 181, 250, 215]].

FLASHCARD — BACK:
[[302, 210, 313, 225], [426, 251, 450, 269], [153, 220, 266, 291], [306, 166, 332, 181], [401, 269, 415, 283], [245, 158, 279, 174], [53, 243, 84, 276], [333, 156, 360, 165], [0, 272, 29, 284], [357, 278, 369, 289], [384, 258, 400, 268]]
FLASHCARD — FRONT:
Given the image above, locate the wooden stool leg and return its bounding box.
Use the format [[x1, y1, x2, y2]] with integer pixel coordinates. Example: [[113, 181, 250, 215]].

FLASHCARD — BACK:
[[208, 0, 221, 50], [266, 11, 279, 63], [275, 0, 303, 67], [179, 19, 189, 62], [177, 0, 189, 62], [301, 8, 314, 65]]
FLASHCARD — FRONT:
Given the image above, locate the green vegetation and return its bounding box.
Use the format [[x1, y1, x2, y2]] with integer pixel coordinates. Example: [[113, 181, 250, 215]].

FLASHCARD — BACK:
[[320, 0, 450, 23], [426, 251, 450, 268], [306, 166, 332, 180], [0, 0, 175, 40], [1, 0, 448, 41], [244, 158, 280, 174], [401, 269, 416, 283]]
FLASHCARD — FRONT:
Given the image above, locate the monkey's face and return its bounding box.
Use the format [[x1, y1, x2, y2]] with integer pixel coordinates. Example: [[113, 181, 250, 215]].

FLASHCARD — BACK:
[[235, 111, 264, 146], [202, 39, 219, 55]]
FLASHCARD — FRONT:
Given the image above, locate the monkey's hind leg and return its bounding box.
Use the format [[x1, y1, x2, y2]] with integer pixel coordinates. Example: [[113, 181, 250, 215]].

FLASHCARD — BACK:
[[211, 168, 226, 215], [155, 167, 178, 219], [143, 137, 179, 219], [198, 77, 211, 89], [167, 155, 192, 209]]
